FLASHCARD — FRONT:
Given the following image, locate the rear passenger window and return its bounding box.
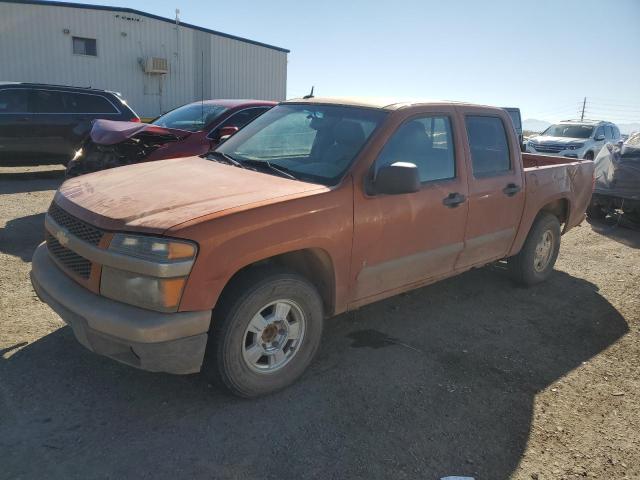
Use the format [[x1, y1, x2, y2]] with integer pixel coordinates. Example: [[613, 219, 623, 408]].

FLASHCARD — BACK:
[[465, 116, 510, 176], [63, 93, 118, 114], [0, 89, 29, 113], [375, 116, 455, 182], [32, 89, 65, 113]]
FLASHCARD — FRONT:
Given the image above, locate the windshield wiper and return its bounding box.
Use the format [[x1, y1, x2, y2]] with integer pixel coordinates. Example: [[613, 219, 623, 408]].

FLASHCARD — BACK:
[[207, 151, 247, 169], [238, 159, 298, 180]]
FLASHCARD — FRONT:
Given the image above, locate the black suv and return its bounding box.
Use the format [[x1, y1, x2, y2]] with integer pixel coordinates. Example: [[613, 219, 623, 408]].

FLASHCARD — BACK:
[[0, 82, 139, 163]]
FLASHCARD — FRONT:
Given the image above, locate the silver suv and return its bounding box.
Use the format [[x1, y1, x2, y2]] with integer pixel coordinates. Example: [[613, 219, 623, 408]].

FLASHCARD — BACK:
[[526, 120, 621, 160]]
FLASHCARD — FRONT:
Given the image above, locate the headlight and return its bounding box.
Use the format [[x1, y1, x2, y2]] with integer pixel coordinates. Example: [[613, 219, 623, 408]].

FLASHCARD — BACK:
[[100, 234, 197, 312], [567, 143, 585, 150], [109, 234, 196, 262]]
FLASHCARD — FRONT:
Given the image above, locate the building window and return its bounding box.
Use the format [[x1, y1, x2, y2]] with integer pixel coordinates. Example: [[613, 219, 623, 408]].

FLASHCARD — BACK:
[[72, 37, 97, 56]]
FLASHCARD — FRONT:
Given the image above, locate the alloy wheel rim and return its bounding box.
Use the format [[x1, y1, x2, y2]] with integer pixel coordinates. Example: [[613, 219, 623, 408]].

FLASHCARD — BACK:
[[241, 300, 306, 373], [533, 229, 554, 272]]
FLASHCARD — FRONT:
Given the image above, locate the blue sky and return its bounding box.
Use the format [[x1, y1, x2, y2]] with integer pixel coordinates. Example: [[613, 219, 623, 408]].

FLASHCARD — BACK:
[[68, 0, 640, 126]]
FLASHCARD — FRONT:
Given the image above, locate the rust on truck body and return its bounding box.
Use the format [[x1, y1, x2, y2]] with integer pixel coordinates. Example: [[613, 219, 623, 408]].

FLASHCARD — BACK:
[[45, 98, 595, 318]]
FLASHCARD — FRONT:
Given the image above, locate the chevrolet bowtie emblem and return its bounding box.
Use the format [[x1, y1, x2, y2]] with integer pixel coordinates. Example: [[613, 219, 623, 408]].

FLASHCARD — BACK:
[[56, 230, 70, 247]]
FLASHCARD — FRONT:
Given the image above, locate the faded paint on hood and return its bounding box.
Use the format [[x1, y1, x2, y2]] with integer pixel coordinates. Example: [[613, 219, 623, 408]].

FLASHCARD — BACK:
[[54, 157, 329, 233], [90, 119, 191, 145]]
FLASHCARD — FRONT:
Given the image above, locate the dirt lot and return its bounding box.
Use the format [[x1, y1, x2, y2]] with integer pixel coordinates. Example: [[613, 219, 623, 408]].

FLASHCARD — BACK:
[[1, 164, 639, 480]]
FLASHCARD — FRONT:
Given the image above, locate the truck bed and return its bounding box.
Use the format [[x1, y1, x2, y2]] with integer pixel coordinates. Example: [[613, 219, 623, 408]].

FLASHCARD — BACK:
[[518, 153, 595, 239]]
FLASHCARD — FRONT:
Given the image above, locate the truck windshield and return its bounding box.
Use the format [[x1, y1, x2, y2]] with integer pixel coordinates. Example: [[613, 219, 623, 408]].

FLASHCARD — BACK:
[[152, 103, 228, 132], [541, 124, 594, 139], [215, 104, 387, 185]]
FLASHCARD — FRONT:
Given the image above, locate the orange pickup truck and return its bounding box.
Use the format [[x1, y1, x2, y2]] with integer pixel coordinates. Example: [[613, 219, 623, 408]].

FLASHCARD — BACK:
[[31, 98, 594, 397]]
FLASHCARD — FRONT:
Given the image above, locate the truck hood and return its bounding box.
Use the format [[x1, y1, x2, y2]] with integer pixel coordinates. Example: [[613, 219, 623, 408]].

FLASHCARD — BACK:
[[90, 119, 191, 145], [54, 157, 329, 233], [530, 136, 587, 145]]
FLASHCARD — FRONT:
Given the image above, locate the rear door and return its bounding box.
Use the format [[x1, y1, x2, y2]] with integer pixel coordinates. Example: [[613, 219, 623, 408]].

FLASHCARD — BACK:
[[0, 88, 32, 156], [29, 88, 74, 156], [62, 91, 122, 150], [454, 109, 525, 268], [351, 106, 469, 301]]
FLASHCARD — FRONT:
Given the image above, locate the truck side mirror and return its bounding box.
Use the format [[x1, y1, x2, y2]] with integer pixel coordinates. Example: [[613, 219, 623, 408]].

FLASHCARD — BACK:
[[217, 126, 239, 143], [372, 162, 421, 195], [595, 134, 605, 141]]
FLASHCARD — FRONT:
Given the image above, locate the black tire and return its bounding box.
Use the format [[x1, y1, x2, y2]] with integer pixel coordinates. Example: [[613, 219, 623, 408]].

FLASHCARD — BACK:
[[508, 212, 561, 286], [586, 203, 607, 220], [203, 266, 324, 398], [584, 151, 594, 161]]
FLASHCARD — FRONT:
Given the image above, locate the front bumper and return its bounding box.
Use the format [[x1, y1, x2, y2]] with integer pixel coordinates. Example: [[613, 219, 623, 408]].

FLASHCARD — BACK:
[[527, 145, 586, 158], [31, 242, 211, 374]]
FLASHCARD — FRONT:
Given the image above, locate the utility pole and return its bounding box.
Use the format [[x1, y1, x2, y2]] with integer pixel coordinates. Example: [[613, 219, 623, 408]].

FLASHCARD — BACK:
[[580, 97, 586, 121]]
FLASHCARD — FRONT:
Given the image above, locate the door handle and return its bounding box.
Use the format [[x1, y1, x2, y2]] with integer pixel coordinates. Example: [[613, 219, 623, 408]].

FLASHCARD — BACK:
[[442, 192, 466, 208], [503, 183, 521, 196]]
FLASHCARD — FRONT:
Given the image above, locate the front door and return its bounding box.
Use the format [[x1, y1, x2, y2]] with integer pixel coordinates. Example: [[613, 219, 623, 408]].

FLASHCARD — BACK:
[[0, 88, 33, 156], [351, 108, 469, 302], [455, 111, 525, 268]]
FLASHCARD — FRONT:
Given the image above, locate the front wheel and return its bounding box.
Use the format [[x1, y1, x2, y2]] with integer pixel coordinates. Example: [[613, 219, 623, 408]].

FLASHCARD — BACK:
[[204, 267, 324, 398], [508, 212, 561, 286]]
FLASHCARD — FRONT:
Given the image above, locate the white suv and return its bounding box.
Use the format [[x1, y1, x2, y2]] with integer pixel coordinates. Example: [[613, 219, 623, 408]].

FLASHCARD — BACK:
[[526, 120, 621, 160]]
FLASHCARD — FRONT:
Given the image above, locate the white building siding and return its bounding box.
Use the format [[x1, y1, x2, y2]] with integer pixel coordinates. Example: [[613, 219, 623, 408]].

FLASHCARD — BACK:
[[0, 1, 287, 117]]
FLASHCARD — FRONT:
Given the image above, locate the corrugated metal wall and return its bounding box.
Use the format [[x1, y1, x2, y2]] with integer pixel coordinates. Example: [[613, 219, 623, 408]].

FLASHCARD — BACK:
[[0, 2, 287, 117]]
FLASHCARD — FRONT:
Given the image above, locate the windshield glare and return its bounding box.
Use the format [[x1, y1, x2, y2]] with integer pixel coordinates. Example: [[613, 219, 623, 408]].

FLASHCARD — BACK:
[[215, 104, 387, 185], [541, 124, 594, 139], [152, 103, 228, 132]]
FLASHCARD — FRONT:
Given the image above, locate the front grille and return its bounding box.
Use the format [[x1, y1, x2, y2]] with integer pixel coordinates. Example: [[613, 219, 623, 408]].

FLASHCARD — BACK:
[[46, 233, 92, 279], [532, 143, 566, 153], [48, 202, 104, 246]]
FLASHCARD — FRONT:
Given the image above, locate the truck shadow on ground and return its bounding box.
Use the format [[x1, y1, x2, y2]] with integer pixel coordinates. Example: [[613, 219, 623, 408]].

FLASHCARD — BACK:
[[1, 267, 628, 479], [0, 213, 46, 261], [588, 218, 640, 249], [0, 170, 64, 194]]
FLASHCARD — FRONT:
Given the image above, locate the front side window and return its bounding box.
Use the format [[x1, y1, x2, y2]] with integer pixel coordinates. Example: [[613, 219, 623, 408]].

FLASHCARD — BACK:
[[375, 116, 455, 183], [214, 107, 270, 133], [32, 89, 65, 113], [0, 89, 29, 113], [216, 104, 387, 185], [466, 116, 510, 176], [594, 126, 605, 139], [62, 92, 118, 114], [541, 124, 594, 139], [604, 125, 613, 140], [73, 37, 97, 56], [152, 103, 228, 132]]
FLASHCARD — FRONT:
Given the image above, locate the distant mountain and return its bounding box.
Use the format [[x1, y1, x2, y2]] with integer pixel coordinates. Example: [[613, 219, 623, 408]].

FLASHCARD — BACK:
[[523, 119, 551, 133], [618, 123, 640, 135]]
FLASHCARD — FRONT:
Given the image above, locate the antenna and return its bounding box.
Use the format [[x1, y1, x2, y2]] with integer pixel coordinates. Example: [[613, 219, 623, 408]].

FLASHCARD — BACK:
[[580, 96, 586, 121], [303, 86, 314, 99], [201, 50, 204, 125]]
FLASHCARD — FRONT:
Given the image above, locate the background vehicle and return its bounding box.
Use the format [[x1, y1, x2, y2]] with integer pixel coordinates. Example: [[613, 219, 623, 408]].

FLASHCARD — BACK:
[[526, 119, 621, 160], [503, 107, 524, 150], [65, 99, 276, 177], [31, 98, 594, 397], [588, 132, 640, 221], [0, 82, 139, 163]]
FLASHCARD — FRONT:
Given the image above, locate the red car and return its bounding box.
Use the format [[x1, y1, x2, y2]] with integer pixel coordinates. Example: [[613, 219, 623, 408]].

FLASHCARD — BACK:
[[65, 99, 276, 177]]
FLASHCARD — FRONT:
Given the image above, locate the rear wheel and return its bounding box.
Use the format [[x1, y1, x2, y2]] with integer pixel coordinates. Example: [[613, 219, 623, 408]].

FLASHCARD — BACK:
[[204, 267, 324, 398], [586, 203, 607, 220], [508, 212, 561, 286]]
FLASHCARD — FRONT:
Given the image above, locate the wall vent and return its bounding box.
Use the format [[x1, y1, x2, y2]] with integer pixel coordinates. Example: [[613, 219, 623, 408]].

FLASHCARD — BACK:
[[143, 57, 169, 74]]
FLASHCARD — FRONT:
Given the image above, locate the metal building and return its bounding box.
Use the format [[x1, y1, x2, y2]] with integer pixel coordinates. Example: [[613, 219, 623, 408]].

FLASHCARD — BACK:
[[0, 0, 289, 117]]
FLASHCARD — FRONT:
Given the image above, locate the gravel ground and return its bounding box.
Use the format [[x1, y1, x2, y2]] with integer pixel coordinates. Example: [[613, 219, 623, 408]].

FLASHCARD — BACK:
[[1, 164, 638, 480]]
